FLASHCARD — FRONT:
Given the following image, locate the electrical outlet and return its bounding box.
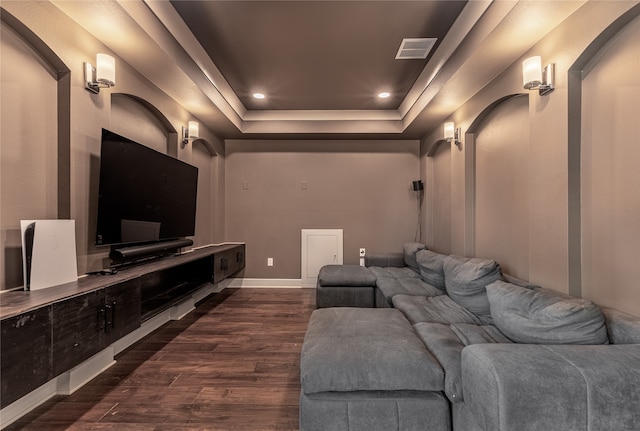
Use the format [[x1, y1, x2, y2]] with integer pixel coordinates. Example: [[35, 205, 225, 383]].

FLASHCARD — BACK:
[[359, 248, 366, 257], [267, 257, 274, 267]]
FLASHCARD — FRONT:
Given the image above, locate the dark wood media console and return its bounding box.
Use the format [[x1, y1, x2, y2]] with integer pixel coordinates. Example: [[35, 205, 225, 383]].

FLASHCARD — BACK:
[[0, 243, 245, 409]]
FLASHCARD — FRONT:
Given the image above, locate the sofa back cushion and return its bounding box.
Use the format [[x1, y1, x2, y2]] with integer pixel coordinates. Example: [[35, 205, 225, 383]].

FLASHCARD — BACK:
[[601, 307, 640, 344], [486, 281, 609, 344], [403, 242, 426, 271], [443, 256, 503, 324], [415, 249, 447, 290]]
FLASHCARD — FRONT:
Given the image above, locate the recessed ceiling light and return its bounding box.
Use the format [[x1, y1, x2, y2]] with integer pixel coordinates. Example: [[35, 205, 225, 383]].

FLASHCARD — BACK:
[[378, 92, 391, 99], [253, 92, 265, 99]]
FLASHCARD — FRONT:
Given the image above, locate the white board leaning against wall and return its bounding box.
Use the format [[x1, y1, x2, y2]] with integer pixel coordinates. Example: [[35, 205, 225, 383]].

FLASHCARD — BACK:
[[20, 220, 77, 291]]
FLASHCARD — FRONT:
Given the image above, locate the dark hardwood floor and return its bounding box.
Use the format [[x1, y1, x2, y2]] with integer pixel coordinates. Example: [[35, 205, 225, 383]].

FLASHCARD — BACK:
[[6, 288, 316, 431]]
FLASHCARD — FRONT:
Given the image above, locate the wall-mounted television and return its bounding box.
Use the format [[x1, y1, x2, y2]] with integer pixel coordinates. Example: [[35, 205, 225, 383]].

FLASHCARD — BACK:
[[95, 129, 198, 249]]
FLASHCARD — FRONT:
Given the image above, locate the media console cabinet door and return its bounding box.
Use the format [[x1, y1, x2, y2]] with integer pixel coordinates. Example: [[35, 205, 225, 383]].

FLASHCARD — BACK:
[[213, 245, 245, 283], [0, 306, 53, 408], [105, 282, 141, 344], [52, 291, 106, 376]]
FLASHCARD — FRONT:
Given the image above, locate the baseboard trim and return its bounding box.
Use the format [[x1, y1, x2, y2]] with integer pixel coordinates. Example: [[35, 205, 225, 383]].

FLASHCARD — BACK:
[[57, 347, 116, 395], [223, 278, 303, 288], [0, 380, 57, 429]]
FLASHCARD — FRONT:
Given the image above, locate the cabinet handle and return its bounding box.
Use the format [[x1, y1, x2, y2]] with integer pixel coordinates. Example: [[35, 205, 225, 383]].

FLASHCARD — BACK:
[[104, 303, 112, 333], [110, 301, 116, 329], [99, 307, 106, 331]]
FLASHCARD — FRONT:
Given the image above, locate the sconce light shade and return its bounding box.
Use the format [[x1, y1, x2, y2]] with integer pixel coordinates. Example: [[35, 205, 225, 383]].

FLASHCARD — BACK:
[[443, 122, 461, 149], [522, 56, 554, 96], [444, 122, 455, 140], [522, 56, 542, 90], [182, 121, 200, 146], [96, 54, 116, 87], [188, 121, 199, 139], [85, 53, 116, 93]]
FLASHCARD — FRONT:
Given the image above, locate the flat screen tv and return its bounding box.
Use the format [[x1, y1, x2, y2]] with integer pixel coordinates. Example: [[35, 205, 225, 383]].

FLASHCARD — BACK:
[[95, 129, 198, 248]]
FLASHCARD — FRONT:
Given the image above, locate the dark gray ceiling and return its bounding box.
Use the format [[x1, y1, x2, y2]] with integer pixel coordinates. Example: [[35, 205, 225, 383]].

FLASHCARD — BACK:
[[170, 0, 467, 111]]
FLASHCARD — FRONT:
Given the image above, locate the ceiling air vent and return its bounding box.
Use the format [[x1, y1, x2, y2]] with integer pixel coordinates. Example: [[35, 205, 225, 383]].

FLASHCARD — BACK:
[[395, 38, 437, 60]]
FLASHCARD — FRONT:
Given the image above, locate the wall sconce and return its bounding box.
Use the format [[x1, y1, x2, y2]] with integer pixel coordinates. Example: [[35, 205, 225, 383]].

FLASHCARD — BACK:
[[444, 122, 461, 148], [182, 121, 199, 146], [522, 56, 554, 96], [84, 53, 116, 94]]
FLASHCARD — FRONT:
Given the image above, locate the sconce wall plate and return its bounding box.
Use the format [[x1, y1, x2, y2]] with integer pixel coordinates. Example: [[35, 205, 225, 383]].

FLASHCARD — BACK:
[[539, 63, 555, 96], [84, 62, 100, 94]]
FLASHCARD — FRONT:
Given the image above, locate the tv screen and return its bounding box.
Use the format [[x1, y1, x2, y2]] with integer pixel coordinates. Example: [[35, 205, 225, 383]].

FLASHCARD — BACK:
[[95, 129, 198, 247]]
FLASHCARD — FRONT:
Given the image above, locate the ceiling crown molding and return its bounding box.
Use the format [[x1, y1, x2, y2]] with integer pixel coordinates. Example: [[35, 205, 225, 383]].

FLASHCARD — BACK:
[[51, 0, 587, 139]]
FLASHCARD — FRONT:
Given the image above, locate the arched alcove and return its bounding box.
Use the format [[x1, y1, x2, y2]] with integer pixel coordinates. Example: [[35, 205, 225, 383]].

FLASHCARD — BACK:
[[427, 138, 453, 252], [0, 9, 70, 291], [568, 4, 640, 314], [115, 93, 218, 157], [112, 93, 180, 156], [465, 93, 529, 278], [106, 94, 218, 248]]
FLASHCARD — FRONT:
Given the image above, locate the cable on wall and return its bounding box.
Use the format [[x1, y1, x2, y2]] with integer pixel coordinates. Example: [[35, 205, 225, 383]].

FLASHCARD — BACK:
[[412, 180, 424, 242]]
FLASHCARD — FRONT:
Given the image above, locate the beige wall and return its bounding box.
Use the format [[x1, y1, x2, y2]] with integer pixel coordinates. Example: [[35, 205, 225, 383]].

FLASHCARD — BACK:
[[425, 139, 452, 254], [0, 2, 221, 289], [2, 1, 640, 317], [474, 95, 529, 280], [0, 21, 58, 290], [421, 2, 640, 315], [581, 14, 640, 316], [225, 140, 420, 279]]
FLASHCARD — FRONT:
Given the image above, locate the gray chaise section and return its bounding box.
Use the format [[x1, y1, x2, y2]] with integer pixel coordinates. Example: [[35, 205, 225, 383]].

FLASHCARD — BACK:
[[300, 307, 450, 431]]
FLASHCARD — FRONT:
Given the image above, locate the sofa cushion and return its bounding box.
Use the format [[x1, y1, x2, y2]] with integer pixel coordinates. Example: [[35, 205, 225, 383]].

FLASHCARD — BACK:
[[413, 322, 465, 403], [486, 281, 609, 345], [393, 294, 481, 325], [601, 307, 640, 344], [449, 323, 512, 345], [443, 256, 503, 324], [412, 323, 511, 404], [301, 308, 444, 394], [317, 264, 376, 287], [368, 266, 420, 279], [376, 277, 444, 306], [364, 252, 405, 268], [415, 249, 447, 290], [403, 242, 427, 270]]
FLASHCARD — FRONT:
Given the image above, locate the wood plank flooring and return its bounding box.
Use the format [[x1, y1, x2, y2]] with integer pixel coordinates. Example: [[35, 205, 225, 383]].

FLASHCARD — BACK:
[[5, 288, 316, 431]]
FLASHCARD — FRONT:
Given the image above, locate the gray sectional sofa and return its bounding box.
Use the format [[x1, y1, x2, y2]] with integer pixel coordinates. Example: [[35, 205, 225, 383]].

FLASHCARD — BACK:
[[301, 243, 640, 431]]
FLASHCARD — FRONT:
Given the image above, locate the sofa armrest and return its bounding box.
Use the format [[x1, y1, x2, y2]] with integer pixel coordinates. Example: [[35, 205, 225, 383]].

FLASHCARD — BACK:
[[461, 343, 640, 431], [364, 252, 405, 268]]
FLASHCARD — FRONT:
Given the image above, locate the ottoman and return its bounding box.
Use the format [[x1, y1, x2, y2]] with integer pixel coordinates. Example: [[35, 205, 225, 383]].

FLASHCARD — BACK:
[[315, 265, 377, 308], [300, 307, 451, 431]]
